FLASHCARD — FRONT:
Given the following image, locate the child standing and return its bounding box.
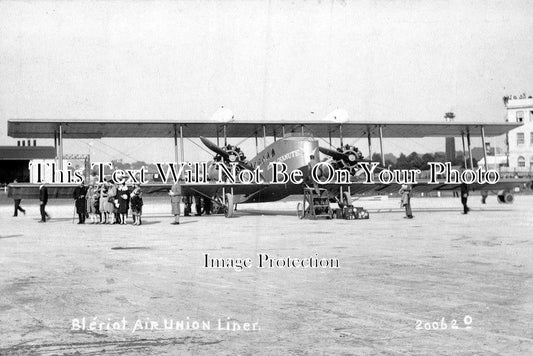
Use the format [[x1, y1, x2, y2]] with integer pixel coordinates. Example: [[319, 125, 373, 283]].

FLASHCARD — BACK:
[[130, 185, 143, 225]]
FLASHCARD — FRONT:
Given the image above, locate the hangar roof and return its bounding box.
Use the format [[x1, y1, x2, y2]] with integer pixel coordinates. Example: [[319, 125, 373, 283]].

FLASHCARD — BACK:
[[0, 146, 56, 160], [7, 119, 521, 139]]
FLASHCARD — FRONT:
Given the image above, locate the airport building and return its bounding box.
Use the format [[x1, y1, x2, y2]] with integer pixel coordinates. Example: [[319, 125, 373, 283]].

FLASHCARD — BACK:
[[505, 95, 533, 171], [0, 141, 56, 184]]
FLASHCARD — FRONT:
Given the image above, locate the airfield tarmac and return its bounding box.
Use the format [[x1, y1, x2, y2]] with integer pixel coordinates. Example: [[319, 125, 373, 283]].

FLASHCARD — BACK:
[[0, 194, 532, 355]]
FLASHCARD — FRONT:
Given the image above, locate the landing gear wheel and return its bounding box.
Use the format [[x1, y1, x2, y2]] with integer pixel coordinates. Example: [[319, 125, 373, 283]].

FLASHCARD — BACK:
[[297, 202, 304, 219], [225, 193, 235, 218], [497, 191, 514, 204], [503, 192, 514, 204]]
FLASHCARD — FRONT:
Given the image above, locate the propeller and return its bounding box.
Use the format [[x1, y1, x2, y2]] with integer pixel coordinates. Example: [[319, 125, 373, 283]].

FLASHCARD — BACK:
[[200, 136, 255, 171], [319, 145, 366, 172]]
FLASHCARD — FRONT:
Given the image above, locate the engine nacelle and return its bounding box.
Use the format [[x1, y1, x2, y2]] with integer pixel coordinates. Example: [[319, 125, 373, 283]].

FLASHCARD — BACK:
[[331, 144, 364, 173], [214, 144, 247, 165]]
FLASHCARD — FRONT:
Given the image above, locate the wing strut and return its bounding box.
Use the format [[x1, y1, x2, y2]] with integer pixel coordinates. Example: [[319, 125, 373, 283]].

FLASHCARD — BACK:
[[179, 125, 184, 162], [378, 125, 385, 166], [467, 129, 473, 169], [461, 132, 468, 168], [173, 124, 179, 164], [367, 127, 372, 160], [223, 124, 227, 146], [255, 132, 259, 155], [480, 126, 488, 170], [58, 123, 64, 170]]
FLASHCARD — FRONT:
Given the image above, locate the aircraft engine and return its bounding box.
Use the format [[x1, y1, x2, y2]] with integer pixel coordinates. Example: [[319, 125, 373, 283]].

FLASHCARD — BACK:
[[214, 144, 247, 165], [331, 145, 364, 172]]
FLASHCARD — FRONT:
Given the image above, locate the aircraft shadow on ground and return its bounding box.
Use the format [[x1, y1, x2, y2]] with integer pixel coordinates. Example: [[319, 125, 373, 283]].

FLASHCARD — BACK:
[[238, 209, 296, 217], [0, 234, 23, 239]]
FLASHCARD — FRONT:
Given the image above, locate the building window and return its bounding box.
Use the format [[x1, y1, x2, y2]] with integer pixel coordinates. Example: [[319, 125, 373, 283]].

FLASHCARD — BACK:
[[518, 156, 525, 167], [530, 111, 533, 122], [517, 132, 524, 145], [516, 111, 524, 122], [530, 157, 533, 168], [531, 132, 533, 145]]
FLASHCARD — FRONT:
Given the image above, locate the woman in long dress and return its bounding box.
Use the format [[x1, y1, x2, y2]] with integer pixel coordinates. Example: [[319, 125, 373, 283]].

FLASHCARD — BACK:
[[99, 183, 108, 224], [117, 183, 130, 225], [105, 183, 117, 224], [86, 184, 96, 224]]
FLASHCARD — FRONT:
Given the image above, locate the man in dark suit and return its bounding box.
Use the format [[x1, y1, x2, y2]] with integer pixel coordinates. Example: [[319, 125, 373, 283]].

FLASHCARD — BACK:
[[73, 181, 88, 224], [460, 182, 470, 214], [12, 178, 26, 217], [39, 184, 49, 222]]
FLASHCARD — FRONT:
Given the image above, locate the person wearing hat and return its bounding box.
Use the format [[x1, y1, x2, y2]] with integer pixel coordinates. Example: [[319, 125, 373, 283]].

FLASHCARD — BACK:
[[460, 182, 470, 214], [169, 180, 182, 225], [12, 178, 26, 217], [38, 183, 49, 223], [399, 184, 413, 219], [91, 183, 102, 223], [117, 182, 130, 224], [99, 182, 109, 224], [105, 182, 117, 224], [130, 184, 144, 225], [73, 181, 88, 224]]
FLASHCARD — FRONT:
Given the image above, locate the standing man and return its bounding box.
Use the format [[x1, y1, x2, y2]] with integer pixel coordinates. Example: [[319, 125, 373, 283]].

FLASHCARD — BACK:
[[183, 196, 192, 217], [480, 190, 488, 204], [399, 184, 414, 219], [12, 179, 26, 217], [460, 182, 470, 214], [194, 195, 203, 216], [203, 196, 212, 215], [73, 181, 88, 224], [39, 183, 49, 223], [169, 180, 182, 225], [307, 154, 321, 195]]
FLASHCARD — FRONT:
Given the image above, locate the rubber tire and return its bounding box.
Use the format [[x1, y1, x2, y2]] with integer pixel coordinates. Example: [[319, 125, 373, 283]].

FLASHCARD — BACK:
[[225, 194, 235, 218], [504, 192, 514, 204], [297, 202, 304, 219]]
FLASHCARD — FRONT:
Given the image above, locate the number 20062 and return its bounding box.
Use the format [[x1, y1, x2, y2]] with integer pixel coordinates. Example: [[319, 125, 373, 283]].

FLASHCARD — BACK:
[[415, 316, 472, 330]]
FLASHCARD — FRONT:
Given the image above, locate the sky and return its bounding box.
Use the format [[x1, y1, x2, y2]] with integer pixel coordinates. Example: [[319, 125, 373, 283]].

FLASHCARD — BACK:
[[1, 0, 532, 163]]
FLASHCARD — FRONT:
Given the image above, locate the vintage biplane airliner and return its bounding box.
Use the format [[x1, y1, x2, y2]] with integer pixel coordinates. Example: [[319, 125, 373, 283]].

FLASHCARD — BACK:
[[7, 109, 529, 218]]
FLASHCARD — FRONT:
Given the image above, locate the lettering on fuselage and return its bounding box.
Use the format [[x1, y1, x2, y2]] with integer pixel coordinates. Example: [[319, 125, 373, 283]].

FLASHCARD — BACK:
[[262, 148, 304, 171]]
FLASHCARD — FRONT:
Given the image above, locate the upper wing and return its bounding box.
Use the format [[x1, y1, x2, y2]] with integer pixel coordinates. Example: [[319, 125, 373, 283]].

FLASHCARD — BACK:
[[8, 119, 520, 139]]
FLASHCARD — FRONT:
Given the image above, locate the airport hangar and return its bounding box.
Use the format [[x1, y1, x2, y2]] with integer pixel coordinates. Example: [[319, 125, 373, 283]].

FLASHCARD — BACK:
[[0, 144, 55, 184]]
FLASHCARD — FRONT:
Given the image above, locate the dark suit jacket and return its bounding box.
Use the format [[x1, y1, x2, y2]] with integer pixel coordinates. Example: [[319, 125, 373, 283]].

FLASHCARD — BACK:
[[39, 186, 48, 204], [460, 183, 469, 198]]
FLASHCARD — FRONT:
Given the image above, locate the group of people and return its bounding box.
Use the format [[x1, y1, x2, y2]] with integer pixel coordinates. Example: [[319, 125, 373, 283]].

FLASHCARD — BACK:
[[13, 179, 472, 223], [398, 182, 470, 219], [73, 181, 144, 225]]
